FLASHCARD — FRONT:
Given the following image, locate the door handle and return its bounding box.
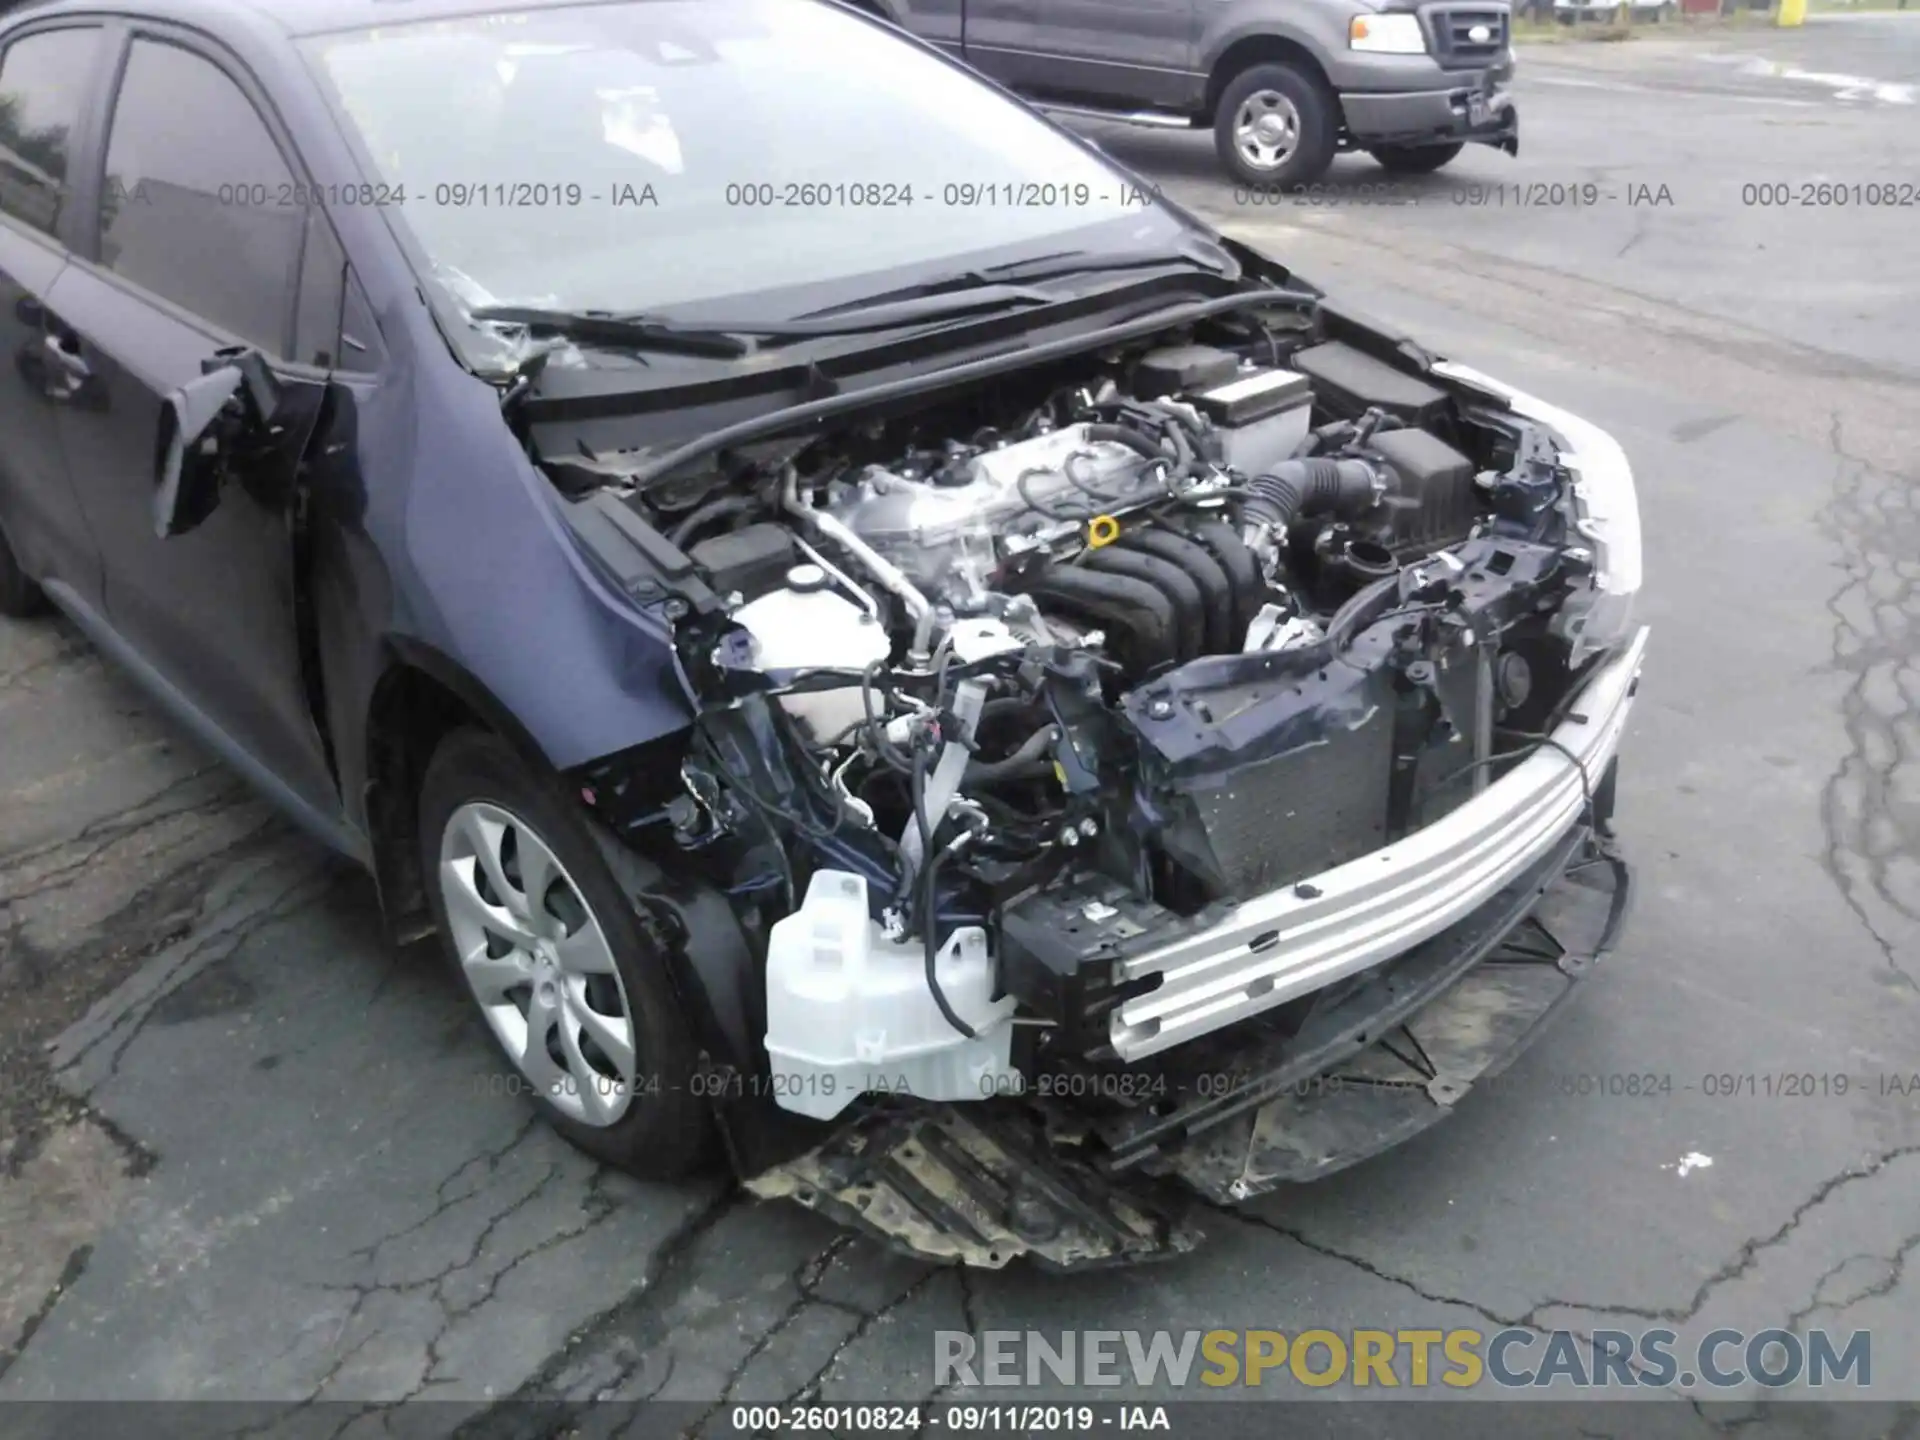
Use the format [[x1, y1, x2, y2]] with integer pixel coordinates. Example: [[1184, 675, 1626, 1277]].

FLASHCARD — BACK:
[[42, 332, 90, 400]]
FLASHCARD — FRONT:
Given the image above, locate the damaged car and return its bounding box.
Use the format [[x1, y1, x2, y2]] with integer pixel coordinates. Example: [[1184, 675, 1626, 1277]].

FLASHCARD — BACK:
[[0, 0, 1646, 1268]]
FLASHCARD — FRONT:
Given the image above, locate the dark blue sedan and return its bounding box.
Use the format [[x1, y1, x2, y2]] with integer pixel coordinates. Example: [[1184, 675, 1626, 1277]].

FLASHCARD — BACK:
[[0, 0, 1647, 1266]]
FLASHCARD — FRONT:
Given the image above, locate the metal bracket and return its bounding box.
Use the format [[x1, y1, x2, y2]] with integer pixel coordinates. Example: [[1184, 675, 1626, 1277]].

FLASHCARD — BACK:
[[1425, 1074, 1469, 1107]]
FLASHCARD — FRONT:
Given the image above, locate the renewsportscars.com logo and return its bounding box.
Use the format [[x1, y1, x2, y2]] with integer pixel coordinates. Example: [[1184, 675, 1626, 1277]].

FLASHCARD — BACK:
[[934, 1328, 1873, 1391]]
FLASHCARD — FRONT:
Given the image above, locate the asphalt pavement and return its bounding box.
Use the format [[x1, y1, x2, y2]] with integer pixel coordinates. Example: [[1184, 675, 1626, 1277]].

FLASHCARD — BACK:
[[1, 16, 1916, 1434]]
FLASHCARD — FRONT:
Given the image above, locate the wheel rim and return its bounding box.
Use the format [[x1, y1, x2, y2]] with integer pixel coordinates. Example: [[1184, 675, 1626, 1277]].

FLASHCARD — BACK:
[[1233, 90, 1301, 171], [439, 801, 638, 1127]]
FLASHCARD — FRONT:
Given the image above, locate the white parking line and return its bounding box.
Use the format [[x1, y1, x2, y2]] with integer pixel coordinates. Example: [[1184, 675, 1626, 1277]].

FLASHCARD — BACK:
[[1531, 72, 1824, 105], [1694, 51, 1916, 102]]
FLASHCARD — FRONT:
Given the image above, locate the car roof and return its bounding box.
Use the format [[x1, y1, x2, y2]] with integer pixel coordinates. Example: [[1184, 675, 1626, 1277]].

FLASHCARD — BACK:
[[1, 0, 686, 42]]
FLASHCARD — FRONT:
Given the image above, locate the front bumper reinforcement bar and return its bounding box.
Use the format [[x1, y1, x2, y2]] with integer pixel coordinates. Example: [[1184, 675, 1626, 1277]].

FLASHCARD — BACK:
[[744, 816, 1632, 1268]]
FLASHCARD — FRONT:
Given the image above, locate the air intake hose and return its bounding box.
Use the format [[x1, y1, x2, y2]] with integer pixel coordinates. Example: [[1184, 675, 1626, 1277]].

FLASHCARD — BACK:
[[1240, 457, 1380, 543]]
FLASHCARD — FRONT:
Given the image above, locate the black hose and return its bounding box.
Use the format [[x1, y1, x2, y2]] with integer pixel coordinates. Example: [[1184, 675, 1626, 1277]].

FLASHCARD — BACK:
[[911, 745, 976, 1039], [964, 726, 1056, 782], [668, 495, 758, 548], [1081, 422, 1166, 464], [1241, 457, 1378, 536], [979, 696, 1040, 724]]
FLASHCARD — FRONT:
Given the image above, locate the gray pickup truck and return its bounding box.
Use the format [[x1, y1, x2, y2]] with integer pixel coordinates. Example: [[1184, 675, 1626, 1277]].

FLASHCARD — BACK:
[[862, 0, 1519, 188]]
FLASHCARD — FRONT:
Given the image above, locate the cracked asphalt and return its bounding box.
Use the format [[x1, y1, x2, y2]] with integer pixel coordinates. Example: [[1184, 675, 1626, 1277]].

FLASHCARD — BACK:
[[1, 17, 1916, 1434]]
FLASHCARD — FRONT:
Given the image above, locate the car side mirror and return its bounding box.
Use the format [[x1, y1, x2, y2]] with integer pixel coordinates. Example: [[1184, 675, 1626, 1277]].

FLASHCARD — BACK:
[[153, 349, 281, 539]]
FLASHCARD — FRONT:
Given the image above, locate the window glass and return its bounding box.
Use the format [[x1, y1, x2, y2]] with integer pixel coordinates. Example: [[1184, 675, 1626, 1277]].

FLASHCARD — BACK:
[[292, 212, 379, 373], [99, 40, 301, 352], [294, 209, 344, 368], [301, 0, 1181, 317], [0, 27, 102, 238]]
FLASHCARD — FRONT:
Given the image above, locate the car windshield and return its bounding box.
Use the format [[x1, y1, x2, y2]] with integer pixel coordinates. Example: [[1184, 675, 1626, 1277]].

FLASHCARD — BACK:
[[299, 0, 1185, 323]]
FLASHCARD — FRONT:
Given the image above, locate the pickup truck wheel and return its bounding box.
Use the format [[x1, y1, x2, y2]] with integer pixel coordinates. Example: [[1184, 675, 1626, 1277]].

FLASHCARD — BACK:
[[1214, 63, 1337, 189], [1367, 142, 1465, 174], [419, 728, 717, 1179], [0, 522, 48, 619]]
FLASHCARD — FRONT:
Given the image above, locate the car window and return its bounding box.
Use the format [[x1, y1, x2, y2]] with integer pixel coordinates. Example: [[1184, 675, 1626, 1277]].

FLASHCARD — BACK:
[[301, 0, 1182, 319], [291, 209, 380, 374], [98, 39, 302, 354], [0, 26, 103, 239], [294, 208, 349, 370]]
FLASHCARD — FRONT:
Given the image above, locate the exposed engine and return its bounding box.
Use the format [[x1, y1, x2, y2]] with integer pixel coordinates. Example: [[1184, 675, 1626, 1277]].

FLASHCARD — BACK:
[[688, 345, 1494, 700], [567, 325, 1617, 1122]]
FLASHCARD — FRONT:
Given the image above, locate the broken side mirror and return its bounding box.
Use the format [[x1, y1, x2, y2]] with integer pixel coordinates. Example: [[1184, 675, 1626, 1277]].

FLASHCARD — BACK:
[[153, 348, 282, 539]]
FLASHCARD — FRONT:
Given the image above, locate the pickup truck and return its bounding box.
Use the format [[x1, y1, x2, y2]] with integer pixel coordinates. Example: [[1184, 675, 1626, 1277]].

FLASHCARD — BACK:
[[865, 0, 1521, 188]]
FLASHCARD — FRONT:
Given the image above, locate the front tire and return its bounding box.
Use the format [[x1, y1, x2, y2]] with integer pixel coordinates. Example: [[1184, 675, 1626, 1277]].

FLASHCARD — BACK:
[[1366, 142, 1466, 175], [1214, 63, 1338, 190], [0, 521, 49, 619], [419, 728, 716, 1178]]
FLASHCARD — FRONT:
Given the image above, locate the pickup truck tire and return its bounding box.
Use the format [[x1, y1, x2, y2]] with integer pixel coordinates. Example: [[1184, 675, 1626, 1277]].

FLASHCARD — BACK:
[[0, 522, 48, 619], [1367, 142, 1465, 174], [1214, 63, 1337, 189]]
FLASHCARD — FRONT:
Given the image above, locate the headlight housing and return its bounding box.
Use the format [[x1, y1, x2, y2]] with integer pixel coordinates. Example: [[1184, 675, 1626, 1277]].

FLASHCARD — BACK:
[[1349, 13, 1428, 52], [1432, 361, 1643, 663]]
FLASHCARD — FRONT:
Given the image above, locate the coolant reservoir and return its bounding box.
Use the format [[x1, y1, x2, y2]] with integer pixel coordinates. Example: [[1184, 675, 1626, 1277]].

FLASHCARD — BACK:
[[763, 870, 1018, 1120], [731, 569, 890, 744]]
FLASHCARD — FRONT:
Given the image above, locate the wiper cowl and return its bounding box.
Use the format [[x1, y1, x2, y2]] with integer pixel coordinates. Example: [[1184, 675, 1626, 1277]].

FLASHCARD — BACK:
[[468, 306, 757, 359]]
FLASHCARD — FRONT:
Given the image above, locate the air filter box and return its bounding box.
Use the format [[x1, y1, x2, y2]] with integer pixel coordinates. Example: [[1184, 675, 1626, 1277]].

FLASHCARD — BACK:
[[1291, 341, 1450, 428]]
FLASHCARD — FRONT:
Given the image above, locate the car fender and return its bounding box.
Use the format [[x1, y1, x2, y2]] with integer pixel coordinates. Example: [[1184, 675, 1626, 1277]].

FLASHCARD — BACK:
[[391, 362, 697, 772], [1200, 1, 1354, 86], [1201, 0, 1450, 101]]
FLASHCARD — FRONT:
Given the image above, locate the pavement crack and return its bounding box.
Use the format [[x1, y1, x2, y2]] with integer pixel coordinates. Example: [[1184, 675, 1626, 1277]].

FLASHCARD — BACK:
[[1222, 1204, 1527, 1330], [786, 1262, 941, 1406], [443, 1164, 625, 1321], [1783, 1227, 1919, 1336], [692, 1244, 837, 1421], [0, 1244, 91, 1386], [311, 1148, 579, 1395], [1531, 1143, 1920, 1326], [88, 863, 335, 1087], [345, 1113, 543, 1264], [1814, 408, 1920, 993], [457, 1180, 742, 1421], [954, 1263, 981, 1339], [0, 766, 240, 888], [1223, 1146, 1920, 1341]]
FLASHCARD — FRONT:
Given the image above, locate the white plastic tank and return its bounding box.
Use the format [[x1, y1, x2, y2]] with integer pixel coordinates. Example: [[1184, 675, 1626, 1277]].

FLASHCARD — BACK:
[[731, 568, 890, 743], [763, 870, 1018, 1120]]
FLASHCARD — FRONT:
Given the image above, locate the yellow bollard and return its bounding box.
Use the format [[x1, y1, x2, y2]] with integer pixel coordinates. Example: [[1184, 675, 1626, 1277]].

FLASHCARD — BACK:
[[1777, 0, 1806, 25]]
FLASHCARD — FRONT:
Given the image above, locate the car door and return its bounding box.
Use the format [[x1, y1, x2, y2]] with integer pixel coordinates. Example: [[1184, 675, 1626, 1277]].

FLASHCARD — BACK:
[[43, 29, 341, 817], [893, 0, 966, 56], [952, 0, 1055, 91], [0, 21, 111, 609], [1027, 0, 1199, 110]]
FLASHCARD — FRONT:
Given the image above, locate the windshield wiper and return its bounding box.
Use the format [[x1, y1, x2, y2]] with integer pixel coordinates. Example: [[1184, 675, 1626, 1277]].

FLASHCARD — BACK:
[[472, 239, 1235, 360], [730, 284, 1058, 334], [791, 240, 1236, 321], [471, 290, 1057, 352], [468, 306, 759, 359], [475, 288, 1065, 353]]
